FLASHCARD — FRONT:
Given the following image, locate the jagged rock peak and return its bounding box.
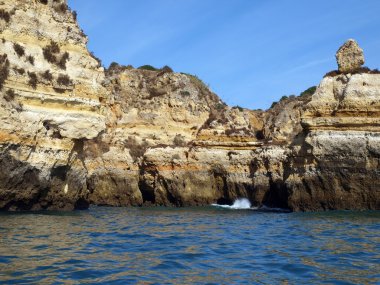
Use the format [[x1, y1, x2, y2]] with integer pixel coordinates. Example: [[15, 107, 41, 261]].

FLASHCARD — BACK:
[[336, 39, 365, 73]]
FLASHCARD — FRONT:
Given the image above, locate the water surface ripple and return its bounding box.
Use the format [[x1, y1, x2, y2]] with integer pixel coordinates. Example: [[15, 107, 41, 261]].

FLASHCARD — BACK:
[[0, 207, 379, 284]]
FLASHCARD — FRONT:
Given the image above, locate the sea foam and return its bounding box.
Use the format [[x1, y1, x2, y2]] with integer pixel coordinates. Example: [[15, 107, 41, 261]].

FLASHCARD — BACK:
[[212, 198, 252, 209]]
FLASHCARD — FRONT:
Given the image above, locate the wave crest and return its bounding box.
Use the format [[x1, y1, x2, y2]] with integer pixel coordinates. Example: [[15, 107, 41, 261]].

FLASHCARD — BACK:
[[212, 198, 252, 209]]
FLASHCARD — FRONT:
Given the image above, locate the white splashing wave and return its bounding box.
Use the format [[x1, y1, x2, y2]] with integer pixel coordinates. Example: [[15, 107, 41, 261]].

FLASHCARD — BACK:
[[212, 198, 253, 209]]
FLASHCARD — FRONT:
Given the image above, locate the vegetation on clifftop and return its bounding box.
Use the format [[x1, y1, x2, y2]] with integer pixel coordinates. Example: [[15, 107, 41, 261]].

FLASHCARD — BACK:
[[324, 67, 380, 78], [269, 86, 317, 109]]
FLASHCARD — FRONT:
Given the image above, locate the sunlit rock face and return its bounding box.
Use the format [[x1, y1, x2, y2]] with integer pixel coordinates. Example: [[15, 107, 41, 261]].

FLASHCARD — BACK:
[[0, 0, 105, 210], [86, 66, 262, 206], [290, 68, 380, 211], [131, 42, 380, 211], [0, 1, 379, 211]]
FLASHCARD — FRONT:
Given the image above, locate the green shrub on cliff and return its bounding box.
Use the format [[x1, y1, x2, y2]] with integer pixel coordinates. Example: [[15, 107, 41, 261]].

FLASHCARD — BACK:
[[89, 51, 101, 68], [0, 54, 10, 90], [180, 73, 209, 91], [41, 70, 53, 81], [43, 41, 69, 70], [27, 55, 35, 65], [14, 67, 25, 75], [138, 65, 174, 73], [232, 105, 244, 112], [53, 3, 68, 14], [13, 43, 25, 57], [4, 89, 15, 101], [0, 9, 11, 23], [270, 101, 278, 109], [57, 74, 72, 86], [106, 62, 134, 75], [138, 65, 159, 71], [27, 72, 38, 89], [300, 86, 316, 97]]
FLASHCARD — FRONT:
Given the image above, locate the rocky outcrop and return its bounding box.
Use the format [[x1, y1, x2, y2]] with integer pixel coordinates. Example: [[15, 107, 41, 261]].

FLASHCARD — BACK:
[[290, 67, 380, 211], [263, 88, 314, 142], [336, 39, 365, 73], [133, 40, 380, 211], [0, 0, 105, 210], [85, 66, 262, 206], [285, 130, 380, 211], [139, 147, 255, 206], [0, 1, 379, 211]]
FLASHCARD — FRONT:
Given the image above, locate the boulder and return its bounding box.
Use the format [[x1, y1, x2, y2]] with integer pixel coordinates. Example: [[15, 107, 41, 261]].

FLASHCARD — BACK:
[[336, 39, 364, 73]]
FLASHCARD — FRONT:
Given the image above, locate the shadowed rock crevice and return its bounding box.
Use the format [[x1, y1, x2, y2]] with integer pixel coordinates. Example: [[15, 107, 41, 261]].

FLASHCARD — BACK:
[[138, 170, 156, 205], [0, 151, 89, 211], [50, 165, 69, 181]]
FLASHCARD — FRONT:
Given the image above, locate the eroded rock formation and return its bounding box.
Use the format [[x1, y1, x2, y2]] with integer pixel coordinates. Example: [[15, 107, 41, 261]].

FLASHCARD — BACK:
[[0, 1, 379, 211], [336, 39, 365, 73], [0, 0, 104, 210]]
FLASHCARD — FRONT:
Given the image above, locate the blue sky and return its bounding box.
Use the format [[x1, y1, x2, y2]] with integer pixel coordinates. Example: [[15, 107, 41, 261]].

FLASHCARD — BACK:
[[67, 0, 380, 110]]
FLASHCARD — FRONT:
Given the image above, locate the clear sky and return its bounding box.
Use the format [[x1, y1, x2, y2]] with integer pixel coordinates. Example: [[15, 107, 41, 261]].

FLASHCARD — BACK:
[[67, 0, 380, 110]]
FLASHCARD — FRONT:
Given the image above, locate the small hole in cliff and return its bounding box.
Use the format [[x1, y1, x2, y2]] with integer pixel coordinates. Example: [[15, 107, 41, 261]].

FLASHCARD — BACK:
[[50, 165, 69, 181], [216, 198, 233, 205], [256, 130, 265, 140], [73, 139, 85, 154], [43, 121, 50, 130], [74, 198, 89, 210]]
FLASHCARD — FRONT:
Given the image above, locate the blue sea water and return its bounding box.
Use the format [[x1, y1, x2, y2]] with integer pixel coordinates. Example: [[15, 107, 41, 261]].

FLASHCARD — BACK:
[[0, 205, 379, 284]]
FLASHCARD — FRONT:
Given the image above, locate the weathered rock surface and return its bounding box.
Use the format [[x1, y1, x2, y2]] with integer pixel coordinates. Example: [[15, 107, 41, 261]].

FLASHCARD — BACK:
[[285, 131, 380, 211], [140, 147, 256, 206], [336, 39, 365, 73], [0, 1, 379, 212], [85, 64, 266, 206], [0, 0, 105, 210]]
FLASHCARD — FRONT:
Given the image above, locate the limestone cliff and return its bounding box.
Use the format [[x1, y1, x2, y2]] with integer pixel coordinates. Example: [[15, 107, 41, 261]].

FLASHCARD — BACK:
[[289, 70, 380, 210], [0, 0, 105, 210], [129, 40, 380, 211], [0, 1, 379, 211], [84, 65, 262, 206]]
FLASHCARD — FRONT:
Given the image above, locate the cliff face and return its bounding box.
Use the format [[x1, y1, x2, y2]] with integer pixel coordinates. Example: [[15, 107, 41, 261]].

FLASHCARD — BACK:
[[288, 72, 380, 210], [0, 0, 105, 210], [128, 55, 380, 211], [84, 66, 262, 206], [0, 1, 379, 211], [96, 66, 379, 210]]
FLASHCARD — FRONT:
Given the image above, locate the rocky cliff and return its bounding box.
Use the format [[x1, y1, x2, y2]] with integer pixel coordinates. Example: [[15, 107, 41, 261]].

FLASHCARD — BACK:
[[0, 1, 379, 211], [0, 0, 105, 210]]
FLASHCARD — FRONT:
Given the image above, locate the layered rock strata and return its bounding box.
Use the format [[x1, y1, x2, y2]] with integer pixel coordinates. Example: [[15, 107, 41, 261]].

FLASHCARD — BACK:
[[84, 66, 262, 206], [0, 2, 379, 211], [131, 40, 380, 211], [290, 70, 380, 210], [0, 0, 105, 210]]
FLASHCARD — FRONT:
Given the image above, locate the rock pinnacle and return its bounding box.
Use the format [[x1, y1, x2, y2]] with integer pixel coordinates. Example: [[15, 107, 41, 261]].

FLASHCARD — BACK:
[[336, 39, 365, 73]]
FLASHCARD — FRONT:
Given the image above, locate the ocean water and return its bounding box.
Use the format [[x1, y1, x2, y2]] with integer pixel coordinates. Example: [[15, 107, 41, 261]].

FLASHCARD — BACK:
[[0, 204, 379, 284]]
